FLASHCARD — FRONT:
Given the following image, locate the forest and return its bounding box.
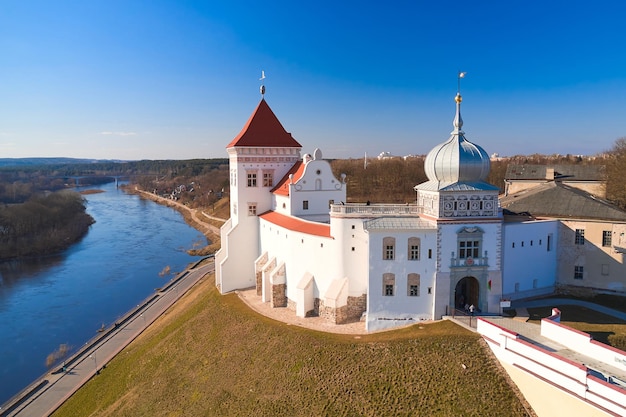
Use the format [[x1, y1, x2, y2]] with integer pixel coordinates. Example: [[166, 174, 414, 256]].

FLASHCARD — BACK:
[[0, 191, 95, 259]]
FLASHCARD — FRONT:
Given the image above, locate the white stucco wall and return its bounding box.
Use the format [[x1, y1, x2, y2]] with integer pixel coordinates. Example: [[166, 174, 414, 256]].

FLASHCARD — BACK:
[[259, 218, 345, 305], [365, 228, 438, 332], [502, 220, 559, 298], [290, 157, 346, 218]]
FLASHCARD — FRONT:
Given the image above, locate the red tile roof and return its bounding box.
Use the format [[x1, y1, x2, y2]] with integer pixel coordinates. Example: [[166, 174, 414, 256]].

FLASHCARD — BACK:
[[270, 161, 305, 196], [259, 211, 332, 238], [227, 99, 302, 148]]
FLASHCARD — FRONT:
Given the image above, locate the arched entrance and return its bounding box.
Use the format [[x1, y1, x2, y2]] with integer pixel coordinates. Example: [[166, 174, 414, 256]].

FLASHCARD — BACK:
[[455, 276, 479, 310]]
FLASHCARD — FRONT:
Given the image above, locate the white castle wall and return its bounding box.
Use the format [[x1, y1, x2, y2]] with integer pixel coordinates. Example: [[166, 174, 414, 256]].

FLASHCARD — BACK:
[[365, 228, 438, 332], [478, 316, 626, 417], [502, 220, 558, 299]]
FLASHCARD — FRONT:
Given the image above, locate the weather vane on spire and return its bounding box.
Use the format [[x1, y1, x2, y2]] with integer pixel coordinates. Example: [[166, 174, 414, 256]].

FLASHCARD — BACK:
[[259, 70, 266, 97], [457, 71, 467, 94]]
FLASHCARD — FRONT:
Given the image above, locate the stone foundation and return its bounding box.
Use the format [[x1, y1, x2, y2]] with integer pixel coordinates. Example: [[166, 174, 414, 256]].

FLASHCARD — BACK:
[[315, 294, 367, 324], [255, 271, 262, 296], [271, 283, 287, 308]]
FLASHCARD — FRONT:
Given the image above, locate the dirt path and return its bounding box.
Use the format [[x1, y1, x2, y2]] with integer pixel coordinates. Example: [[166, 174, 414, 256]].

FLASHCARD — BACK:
[[133, 189, 221, 240]]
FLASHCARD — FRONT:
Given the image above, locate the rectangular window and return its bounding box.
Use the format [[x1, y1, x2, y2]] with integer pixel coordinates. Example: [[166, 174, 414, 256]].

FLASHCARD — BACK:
[[428, 249, 432, 259], [459, 240, 479, 258], [574, 265, 584, 280], [575, 229, 585, 245], [547, 234, 552, 251], [248, 204, 257, 216], [602, 264, 609, 276], [384, 284, 394, 296], [409, 285, 419, 296], [303, 200, 309, 210], [263, 171, 273, 187], [247, 172, 257, 187], [602, 231, 612, 247], [384, 245, 395, 260], [409, 245, 420, 260]]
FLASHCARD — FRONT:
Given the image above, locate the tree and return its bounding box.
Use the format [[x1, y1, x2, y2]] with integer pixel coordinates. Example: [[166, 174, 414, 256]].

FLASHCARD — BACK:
[[605, 137, 626, 209]]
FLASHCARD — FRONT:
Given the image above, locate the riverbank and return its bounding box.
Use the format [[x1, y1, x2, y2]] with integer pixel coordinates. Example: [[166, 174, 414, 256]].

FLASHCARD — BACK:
[[1, 260, 214, 417], [0, 190, 94, 260], [124, 187, 225, 256]]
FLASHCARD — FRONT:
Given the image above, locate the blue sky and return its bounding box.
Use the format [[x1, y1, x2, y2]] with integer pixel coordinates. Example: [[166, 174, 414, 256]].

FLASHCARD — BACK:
[[1, 1, 625, 160]]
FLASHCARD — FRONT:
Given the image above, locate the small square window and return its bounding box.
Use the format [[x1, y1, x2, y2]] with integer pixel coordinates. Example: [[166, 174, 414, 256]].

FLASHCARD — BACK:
[[574, 265, 584, 280], [575, 229, 585, 245]]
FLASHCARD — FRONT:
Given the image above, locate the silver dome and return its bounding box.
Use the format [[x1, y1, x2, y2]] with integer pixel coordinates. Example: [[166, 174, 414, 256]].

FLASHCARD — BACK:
[[423, 93, 490, 184]]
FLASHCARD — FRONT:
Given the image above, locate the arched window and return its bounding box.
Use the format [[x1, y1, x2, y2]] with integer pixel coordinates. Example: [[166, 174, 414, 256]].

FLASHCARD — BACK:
[[315, 178, 322, 190], [382, 237, 395, 260], [383, 273, 395, 296], [408, 237, 420, 260], [407, 273, 420, 296]]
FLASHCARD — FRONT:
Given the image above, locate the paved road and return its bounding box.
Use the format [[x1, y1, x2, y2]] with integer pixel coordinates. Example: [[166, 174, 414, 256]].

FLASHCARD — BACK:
[[0, 260, 214, 417]]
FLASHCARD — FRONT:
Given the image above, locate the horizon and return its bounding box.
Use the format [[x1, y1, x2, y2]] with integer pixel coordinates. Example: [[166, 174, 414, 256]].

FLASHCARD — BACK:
[[1, 1, 625, 161]]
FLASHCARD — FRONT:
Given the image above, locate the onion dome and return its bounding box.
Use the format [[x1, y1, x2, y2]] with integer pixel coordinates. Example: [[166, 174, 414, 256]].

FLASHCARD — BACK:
[[423, 93, 491, 185]]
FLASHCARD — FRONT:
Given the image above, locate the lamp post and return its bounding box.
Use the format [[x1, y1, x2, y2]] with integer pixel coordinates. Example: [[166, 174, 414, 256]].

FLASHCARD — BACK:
[[89, 352, 98, 374]]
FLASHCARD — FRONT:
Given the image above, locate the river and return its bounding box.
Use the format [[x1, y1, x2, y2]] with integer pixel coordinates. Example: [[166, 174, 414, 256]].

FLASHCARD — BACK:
[[0, 182, 206, 404]]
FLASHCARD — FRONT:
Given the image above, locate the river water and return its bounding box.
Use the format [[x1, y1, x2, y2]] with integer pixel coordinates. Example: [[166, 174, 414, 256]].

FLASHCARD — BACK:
[[0, 182, 206, 404]]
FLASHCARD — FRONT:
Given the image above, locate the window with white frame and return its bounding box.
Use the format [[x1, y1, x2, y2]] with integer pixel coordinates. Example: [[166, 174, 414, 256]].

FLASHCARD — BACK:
[[457, 226, 483, 260], [248, 203, 257, 216], [247, 171, 257, 187], [574, 265, 584, 280], [263, 171, 274, 187], [575, 229, 585, 245], [602, 230, 612, 247]]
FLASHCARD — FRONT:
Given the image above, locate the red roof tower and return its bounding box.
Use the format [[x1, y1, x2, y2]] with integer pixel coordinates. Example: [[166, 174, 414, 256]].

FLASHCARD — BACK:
[[227, 99, 302, 149]]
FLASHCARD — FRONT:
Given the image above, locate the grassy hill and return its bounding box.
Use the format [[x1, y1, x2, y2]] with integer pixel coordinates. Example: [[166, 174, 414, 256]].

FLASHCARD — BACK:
[[53, 276, 531, 417]]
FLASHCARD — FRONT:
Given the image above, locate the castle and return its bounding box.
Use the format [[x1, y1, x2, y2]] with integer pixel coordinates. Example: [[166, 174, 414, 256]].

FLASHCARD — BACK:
[[215, 89, 626, 332]]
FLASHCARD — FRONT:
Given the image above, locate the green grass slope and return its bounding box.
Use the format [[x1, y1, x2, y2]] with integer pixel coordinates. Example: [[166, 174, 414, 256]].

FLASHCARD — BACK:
[[54, 277, 530, 417]]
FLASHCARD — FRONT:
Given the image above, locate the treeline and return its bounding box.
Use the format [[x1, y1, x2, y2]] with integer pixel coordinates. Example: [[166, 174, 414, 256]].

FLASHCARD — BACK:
[[0, 191, 95, 259], [330, 153, 607, 205]]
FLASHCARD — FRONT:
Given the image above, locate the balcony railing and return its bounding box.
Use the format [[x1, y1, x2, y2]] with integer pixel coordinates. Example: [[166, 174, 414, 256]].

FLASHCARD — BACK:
[[450, 257, 489, 268], [330, 203, 422, 217]]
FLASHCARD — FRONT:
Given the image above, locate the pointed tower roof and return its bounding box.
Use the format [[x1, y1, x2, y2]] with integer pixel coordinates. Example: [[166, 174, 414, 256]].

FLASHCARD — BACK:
[[227, 99, 302, 148]]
